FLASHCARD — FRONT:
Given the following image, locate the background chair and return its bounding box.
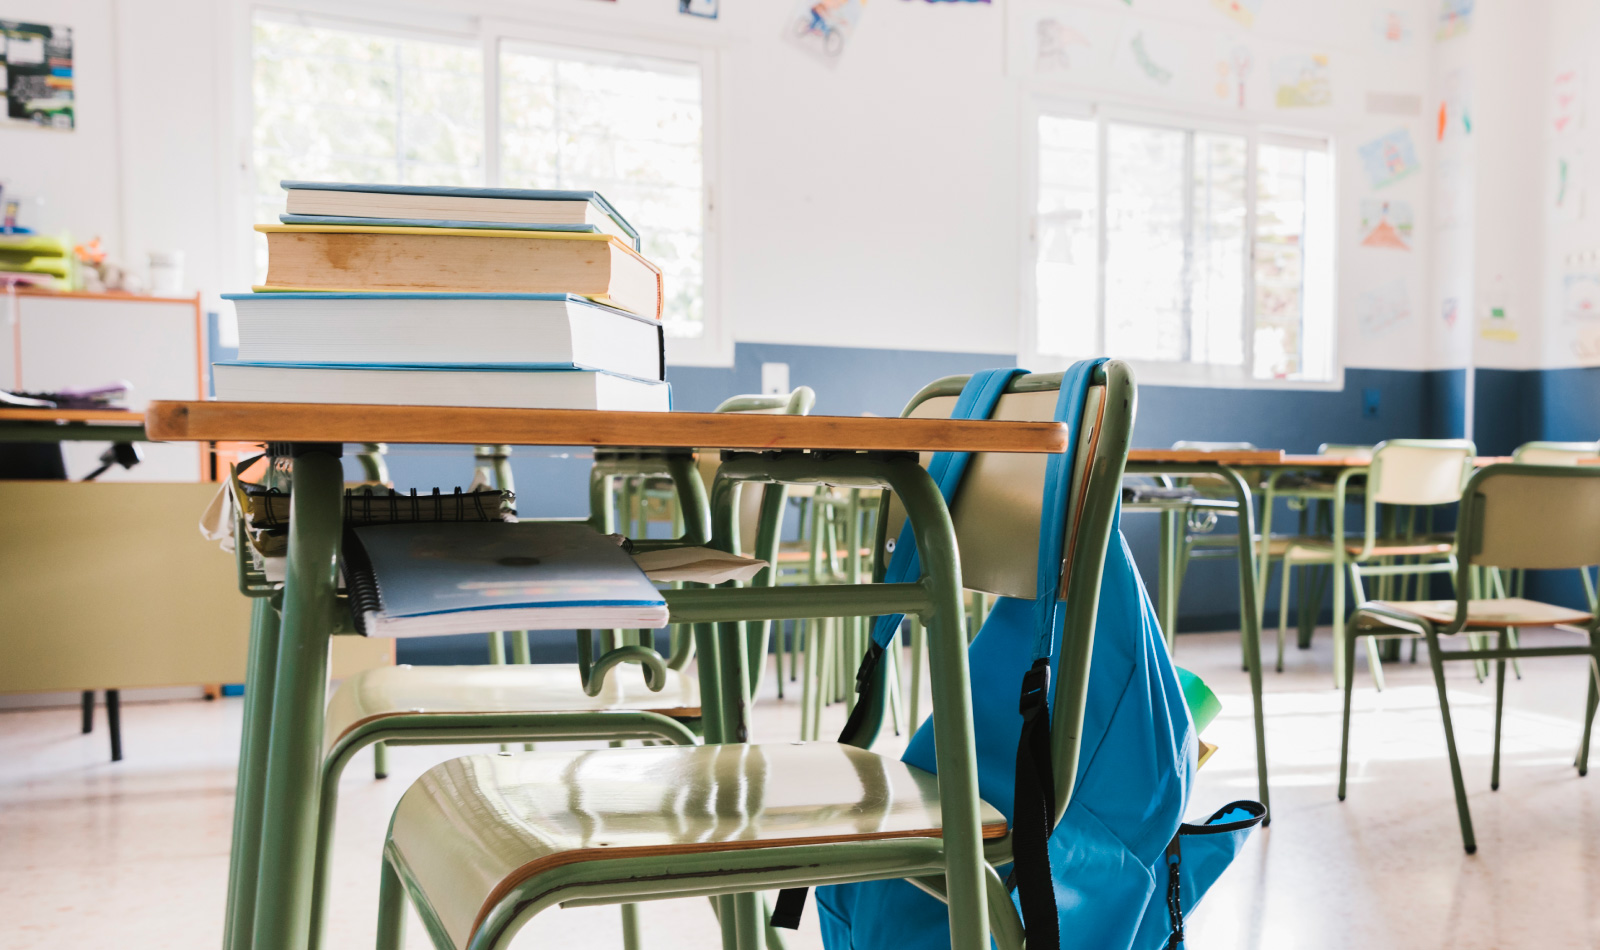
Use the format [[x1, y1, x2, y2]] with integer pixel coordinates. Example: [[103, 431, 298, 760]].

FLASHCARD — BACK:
[[1338, 463, 1600, 853]]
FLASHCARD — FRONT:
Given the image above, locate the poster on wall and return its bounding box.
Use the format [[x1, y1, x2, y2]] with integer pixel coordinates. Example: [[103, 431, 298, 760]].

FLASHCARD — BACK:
[[1271, 54, 1331, 108], [1555, 153, 1585, 221], [1014, 2, 1122, 79], [1357, 127, 1421, 189], [1359, 199, 1413, 250], [1, 20, 73, 130], [786, 0, 865, 62], [679, 0, 719, 19], [1437, 69, 1472, 141], [1357, 278, 1412, 338], [1212, 42, 1252, 108], [1554, 68, 1583, 135], [1211, 0, 1263, 29], [1372, 8, 1412, 51], [1437, 0, 1474, 39]]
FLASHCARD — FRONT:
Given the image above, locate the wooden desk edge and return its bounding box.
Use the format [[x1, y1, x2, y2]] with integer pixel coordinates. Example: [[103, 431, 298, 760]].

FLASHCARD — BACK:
[[145, 401, 1071, 454], [1127, 449, 1286, 465]]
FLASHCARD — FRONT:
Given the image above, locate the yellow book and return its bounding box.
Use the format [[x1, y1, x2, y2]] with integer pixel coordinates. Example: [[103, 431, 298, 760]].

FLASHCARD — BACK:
[[253, 224, 663, 321]]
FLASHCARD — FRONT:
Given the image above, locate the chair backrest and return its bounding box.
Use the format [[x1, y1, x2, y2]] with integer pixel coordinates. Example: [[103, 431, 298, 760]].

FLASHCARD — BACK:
[[1367, 439, 1475, 506], [696, 387, 817, 551], [1318, 443, 1374, 462], [1460, 464, 1600, 572], [1512, 441, 1600, 466]]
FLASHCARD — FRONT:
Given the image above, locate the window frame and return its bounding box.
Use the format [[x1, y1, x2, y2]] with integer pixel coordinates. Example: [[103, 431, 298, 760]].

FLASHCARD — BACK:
[[225, 1, 730, 366], [1021, 96, 1342, 391]]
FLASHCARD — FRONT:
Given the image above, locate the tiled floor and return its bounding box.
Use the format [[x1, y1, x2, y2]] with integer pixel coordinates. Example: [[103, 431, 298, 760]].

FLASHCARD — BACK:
[[4, 628, 1600, 949]]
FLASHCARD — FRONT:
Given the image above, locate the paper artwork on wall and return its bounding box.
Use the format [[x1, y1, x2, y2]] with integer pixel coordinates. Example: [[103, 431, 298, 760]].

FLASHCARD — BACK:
[[1437, 0, 1473, 40], [1127, 31, 1174, 85], [1272, 54, 1331, 108], [1479, 304, 1517, 343], [1359, 199, 1413, 250], [1037, 18, 1094, 72], [1357, 279, 1411, 338], [1373, 9, 1412, 50], [1554, 68, 1583, 135], [0, 20, 73, 131], [679, 0, 718, 18], [1555, 154, 1585, 221], [1564, 271, 1600, 321], [1441, 297, 1459, 329], [1211, 0, 1263, 28], [1437, 69, 1472, 141], [1212, 44, 1252, 108], [1366, 92, 1421, 117], [1358, 128, 1420, 189], [786, 0, 865, 62]]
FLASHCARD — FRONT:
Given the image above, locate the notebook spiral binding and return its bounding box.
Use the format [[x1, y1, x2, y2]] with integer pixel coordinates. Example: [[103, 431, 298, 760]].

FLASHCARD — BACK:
[[247, 485, 517, 528]]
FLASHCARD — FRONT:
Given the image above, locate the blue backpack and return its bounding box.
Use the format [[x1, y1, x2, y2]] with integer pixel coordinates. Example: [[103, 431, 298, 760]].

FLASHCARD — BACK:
[[792, 362, 1263, 950]]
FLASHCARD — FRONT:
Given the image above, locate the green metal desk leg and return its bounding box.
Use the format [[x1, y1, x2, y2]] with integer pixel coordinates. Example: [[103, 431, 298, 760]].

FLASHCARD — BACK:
[[222, 596, 282, 950], [1220, 465, 1272, 822], [251, 447, 343, 950]]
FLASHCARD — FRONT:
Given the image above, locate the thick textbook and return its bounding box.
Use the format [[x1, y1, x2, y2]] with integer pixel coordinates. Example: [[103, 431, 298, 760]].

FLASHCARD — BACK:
[[255, 224, 663, 321], [342, 521, 669, 636], [211, 361, 672, 411], [226, 292, 664, 382], [281, 180, 639, 247]]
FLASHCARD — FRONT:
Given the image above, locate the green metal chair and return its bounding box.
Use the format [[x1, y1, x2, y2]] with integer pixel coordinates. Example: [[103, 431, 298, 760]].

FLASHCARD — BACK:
[[370, 363, 1136, 950], [1338, 462, 1600, 853], [1276, 439, 1473, 688]]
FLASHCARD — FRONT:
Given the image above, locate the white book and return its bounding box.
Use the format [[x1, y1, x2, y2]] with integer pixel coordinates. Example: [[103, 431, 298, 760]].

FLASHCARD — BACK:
[[281, 181, 638, 245], [225, 293, 663, 382], [212, 362, 671, 412]]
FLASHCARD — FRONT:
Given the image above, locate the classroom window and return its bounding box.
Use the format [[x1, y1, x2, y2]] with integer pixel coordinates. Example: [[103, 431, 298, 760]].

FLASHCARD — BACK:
[[1034, 113, 1334, 383], [248, 16, 711, 348], [500, 43, 706, 340], [250, 14, 484, 280]]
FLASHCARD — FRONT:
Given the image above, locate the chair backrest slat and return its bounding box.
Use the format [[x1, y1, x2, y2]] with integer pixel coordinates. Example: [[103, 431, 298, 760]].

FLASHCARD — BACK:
[[1368, 439, 1475, 506], [1465, 465, 1600, 570], [1511, 441, 1600, 466]]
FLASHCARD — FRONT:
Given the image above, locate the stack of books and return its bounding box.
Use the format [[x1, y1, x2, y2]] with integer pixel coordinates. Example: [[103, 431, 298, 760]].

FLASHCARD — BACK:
[[0, 233, 71, 289], [215, 181, 671, 411]]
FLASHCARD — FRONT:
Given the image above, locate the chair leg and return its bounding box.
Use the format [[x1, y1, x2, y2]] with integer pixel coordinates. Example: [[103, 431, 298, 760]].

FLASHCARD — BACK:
[[372, 742, 388, 780], [909, 616, 926, 731], [621, 902, 643, 950], [1277, 562, 1292, 673], [1425, 631, 1478, 854], [1365, 638, 1387, 693], [1338, 626, 1358, 801], [81, 690, 94, 734], [106, 689, 122, 762], [1492, 632, 1507, 792], [1578, 647, 1599, 777], [375, 855, 406, 950]]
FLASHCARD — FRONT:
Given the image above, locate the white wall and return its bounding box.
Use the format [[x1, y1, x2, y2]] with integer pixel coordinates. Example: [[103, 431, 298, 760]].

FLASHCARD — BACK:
[[1541, 0, 1600, 369], [4, 0, 1546, 378]]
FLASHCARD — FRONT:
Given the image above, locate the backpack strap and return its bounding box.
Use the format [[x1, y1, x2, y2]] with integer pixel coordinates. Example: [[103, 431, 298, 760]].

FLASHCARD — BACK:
[[772, 367, 1024, 930], [1009, 357, 1105, 950]]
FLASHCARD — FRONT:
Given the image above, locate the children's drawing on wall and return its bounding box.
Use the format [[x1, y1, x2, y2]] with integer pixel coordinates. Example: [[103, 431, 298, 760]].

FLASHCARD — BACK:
[[1272, 54, 1331, 108], [787, 0, 864, 61], [1037, 18, 1093, 72], [1563, 252, 1600, 321], [1437, 0, 1473, 39], [1358, 127, 1420, 189], [1, 20, 72, 130], [1359, 199, 1413, 250], [1211, 0, 1263, 29], [1126, 30, 1174, 86], [1555, 154, 1584, 221], [679, 0, 719, 19], [1437, 69, 1472, 141], [1213, 45, 1252, 108], [1357, 279, 1411, 338], [1372, 8, 1411, 51], [1441, 297, 1459, 329], [1479, 304, 1517, 342], [1553, 68, 1583, 135]]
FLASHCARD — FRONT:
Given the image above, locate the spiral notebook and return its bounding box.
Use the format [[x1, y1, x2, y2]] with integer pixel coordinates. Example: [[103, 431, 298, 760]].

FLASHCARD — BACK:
[[342, 522, 669, 637]]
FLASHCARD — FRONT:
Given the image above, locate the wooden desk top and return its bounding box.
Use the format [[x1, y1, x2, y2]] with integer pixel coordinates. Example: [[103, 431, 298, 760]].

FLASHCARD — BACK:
[[1127, 449, 1286, 466], [0, 408, 145, 424], [143, 401, 1071, 454]]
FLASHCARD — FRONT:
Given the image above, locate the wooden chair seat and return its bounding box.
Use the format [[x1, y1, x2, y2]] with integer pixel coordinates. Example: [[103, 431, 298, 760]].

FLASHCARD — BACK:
[[1361, 597, 1594, 630], [323, 664, 700, 755], [389, 743, 1010, 949], [1281, 536, 1454, 560]]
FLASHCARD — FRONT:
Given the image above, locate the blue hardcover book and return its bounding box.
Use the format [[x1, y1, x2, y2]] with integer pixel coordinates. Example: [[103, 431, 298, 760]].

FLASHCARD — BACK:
[[281, 180, 640, 249], [225, 291, 664, 381], [344, 522, 669, 636], [280, 213, 606, 236]]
